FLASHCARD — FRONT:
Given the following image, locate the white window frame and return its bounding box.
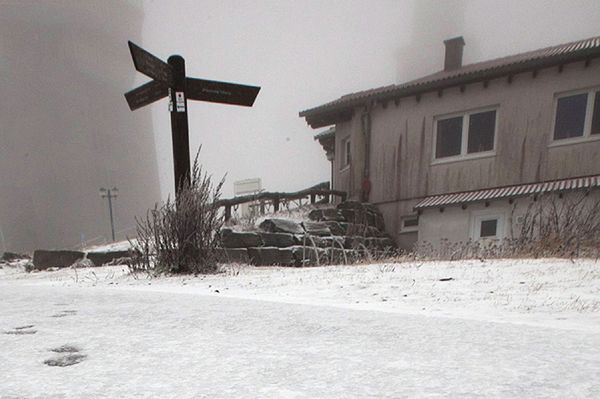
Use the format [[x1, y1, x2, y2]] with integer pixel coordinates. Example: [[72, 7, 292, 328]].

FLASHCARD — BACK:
[[432, 106, 498, 165], [400, 215, 419, 233], [469, 210, 506, 241], [340, 136, 351, 171], [549, 86, 600, 147]]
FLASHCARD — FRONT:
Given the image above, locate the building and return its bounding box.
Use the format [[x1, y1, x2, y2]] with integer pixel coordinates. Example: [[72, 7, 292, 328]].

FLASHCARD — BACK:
[[302, 35, 600, 250], [0, 1, 161, 252]]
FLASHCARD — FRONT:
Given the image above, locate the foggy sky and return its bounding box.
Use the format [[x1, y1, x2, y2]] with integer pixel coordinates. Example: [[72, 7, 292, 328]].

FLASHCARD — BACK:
[[138, 0, 600, 199]]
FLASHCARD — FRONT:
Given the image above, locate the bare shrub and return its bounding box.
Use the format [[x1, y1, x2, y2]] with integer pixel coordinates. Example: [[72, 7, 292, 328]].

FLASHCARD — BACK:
[[129, 150, 224, 275], [514, 191, 600, 258]]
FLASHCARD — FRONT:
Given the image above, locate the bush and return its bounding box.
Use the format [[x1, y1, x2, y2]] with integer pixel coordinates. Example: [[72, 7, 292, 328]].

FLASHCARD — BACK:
[[129, 150, 224, 274]]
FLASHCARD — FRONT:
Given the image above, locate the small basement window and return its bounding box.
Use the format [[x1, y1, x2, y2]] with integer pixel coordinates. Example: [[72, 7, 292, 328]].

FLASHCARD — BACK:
[[400, 216, 419, 233], [434, 108, 497, 161], [553, 88, 600, 141], [479, 219, 498, 238], [470, 212, 505, 241]]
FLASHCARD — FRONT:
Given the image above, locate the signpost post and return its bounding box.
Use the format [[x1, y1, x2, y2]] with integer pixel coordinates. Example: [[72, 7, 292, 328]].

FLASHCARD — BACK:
[[124, 41, 260, 195]]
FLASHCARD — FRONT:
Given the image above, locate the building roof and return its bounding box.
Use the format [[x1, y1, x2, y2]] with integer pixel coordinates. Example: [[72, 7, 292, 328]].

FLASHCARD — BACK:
[[300, 35, 600, 128], [414, 175, 600, 210], [313, 126, 335, 141]]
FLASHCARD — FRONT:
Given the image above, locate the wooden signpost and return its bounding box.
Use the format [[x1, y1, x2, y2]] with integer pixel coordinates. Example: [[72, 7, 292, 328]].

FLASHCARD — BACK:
[[124, 41, 260, 195]]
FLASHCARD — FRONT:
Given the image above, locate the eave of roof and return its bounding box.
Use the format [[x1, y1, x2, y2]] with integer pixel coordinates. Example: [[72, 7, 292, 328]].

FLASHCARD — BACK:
[[300, 35, 600, 128], [414, 174, 600, 210], [313, 126, 335, 141]]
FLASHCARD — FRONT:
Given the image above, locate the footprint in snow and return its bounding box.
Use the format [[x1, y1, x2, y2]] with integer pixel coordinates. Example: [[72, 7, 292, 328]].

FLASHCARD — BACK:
[[44, 345, 86, 367], [4, 325, 37, 335], [51, 310, 77, 318]]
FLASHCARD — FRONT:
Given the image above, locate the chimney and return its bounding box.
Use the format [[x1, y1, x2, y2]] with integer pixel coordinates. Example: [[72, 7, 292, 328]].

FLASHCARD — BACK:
[[443, 36, 465, 71]]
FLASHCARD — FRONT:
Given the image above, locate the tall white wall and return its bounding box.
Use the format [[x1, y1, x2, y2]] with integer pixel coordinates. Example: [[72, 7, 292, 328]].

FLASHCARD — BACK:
[[0, 1, 161, 251]]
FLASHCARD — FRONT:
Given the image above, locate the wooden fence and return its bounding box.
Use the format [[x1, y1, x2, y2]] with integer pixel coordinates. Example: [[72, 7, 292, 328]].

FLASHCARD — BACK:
[[215, 183, 347, 221]]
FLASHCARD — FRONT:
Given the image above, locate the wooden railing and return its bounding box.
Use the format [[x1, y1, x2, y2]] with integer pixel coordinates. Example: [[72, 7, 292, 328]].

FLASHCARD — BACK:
[[216, 182, 347, 221]]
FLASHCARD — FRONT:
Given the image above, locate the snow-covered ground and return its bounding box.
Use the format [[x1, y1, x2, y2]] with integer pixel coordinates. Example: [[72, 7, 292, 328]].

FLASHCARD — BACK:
[[1, 258, 599, 397]]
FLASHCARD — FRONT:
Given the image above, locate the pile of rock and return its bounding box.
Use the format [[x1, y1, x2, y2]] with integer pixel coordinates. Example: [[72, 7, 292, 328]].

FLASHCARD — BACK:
[[31, 249, 130, 270], [218, 201, 396, 266]]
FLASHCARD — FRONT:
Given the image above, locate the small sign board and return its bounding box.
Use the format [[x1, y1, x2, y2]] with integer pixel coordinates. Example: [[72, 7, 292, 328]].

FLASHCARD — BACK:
[[175, 91, 185, 112], [124, 80, 168, 111], [128, 41, 173, 86], [186, 77, 260, 107]]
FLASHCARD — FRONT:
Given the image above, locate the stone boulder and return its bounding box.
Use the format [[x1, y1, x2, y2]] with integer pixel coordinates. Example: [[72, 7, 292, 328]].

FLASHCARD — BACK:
[[220, 229, 263, 248], [344, 236, 366, 249], [301, 221, 332, 236], [247, 247, 294, 266], [259, 218, 304, 235], [290, 245, 326, 266], [33, 250, 85, 270], [258, 232, 295, 248], [308, 208, 345, 222], [324, 221, 346, 236], [216, 248, 250, 264], [86, 250, 130, 267]]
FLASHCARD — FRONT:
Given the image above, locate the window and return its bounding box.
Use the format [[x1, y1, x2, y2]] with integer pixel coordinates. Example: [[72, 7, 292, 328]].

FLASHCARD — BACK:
[[479, 219, 498, 238], [340, 137, 351, 169], [434, 108, 497, 161], [470, 211, 505, 241], [553, 89, 600, 141], [401, 216, 419, 233]]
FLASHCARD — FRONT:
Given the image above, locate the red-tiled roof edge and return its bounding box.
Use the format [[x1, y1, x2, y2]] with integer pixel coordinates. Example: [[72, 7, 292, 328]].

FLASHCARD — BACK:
[[300, 35, 600, 122], [414, 174, 600, 210]]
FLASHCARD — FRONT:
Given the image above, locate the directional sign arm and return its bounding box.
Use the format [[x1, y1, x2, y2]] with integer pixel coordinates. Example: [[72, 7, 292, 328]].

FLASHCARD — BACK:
[[124, 80, 168, 111], [185, 77, 260, 107], [128, 41, 173, 86]]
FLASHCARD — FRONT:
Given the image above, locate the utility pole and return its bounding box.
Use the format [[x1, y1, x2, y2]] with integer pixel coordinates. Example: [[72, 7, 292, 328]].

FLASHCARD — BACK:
[[99, 187, 118, 242]]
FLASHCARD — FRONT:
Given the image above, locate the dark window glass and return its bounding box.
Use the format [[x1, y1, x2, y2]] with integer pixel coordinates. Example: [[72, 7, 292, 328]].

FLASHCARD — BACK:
[[436, 116, 462, 158], [480, 219, 498, 238], [591, 91, 600, 135], [554, 93, 587, 140], [403, 217, 419, 227], [467, 110, 496, 153]]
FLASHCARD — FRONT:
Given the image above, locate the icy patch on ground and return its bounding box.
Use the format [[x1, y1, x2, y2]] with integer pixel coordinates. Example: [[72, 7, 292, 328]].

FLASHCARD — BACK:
[[3, 258, 599, 332]]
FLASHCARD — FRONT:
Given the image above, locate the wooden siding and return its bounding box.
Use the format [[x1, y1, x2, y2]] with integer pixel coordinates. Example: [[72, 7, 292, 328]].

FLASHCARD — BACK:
[[331, 60, 600, 240]]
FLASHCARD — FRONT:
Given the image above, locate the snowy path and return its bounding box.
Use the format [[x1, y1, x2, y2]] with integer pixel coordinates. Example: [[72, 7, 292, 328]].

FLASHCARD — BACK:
[[1, 283, 600, 398]]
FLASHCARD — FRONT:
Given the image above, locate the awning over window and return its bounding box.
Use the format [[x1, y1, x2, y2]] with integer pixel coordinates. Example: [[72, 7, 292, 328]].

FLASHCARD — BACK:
[[414, 174, 600, 210]]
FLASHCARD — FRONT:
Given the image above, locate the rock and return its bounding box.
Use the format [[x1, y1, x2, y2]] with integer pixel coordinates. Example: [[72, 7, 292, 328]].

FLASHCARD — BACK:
[[365, 226, 382, 237], [220, 229, 262, 248], [302, 221, 332, 236], [216, 248, 250, 264], [247, 247, 293, 266], [86, 250, 131, 267], [33, 250, 85, 270], [324, 221, 345, 236], [290, 245, 326, 266], [365, 211, 376, 227], [1, 252, 30, 262], [307, 209, 324, 221], [345, 223, 367, 236], [258, 232, 295, 248], [308, 208, 345, 222], [344, 236, 366, 249], [71, 258, 95, 268], [309, 236, 345, 248], [326, 248, 356, 264], [259, 218, 304, 235], [340, 208, 357, 223]]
